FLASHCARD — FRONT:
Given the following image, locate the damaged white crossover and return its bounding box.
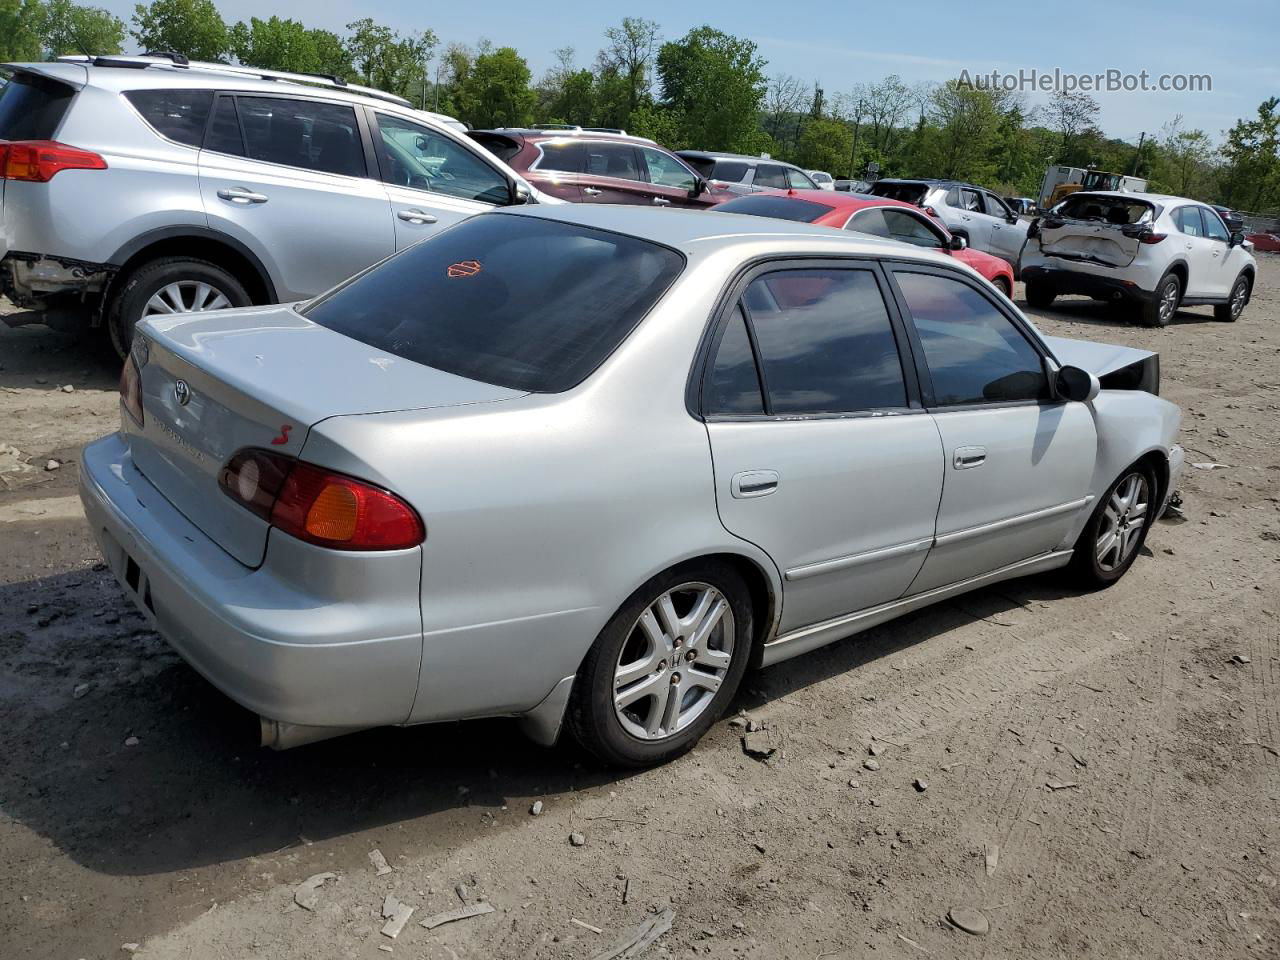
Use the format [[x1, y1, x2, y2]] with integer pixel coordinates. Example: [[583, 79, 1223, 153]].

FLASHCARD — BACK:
[[80, 204, 1184, 767]]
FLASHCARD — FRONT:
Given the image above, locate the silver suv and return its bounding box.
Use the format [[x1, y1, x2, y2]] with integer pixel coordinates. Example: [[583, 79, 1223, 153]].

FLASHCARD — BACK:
[[866, 178, 1030, 270], [0, 55, 542, 355], [676, 150, 819, 195]]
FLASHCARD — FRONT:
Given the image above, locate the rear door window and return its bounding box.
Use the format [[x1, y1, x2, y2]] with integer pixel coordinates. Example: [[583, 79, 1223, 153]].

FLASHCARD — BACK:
[[894, 269, 1047, 405], [740, 267, 908, 414], [303, 214, 684, 392], [536, 140, 586, 173], [960, 189, 984, 212], [584, 142, 642, 181], [124, 89, 213, 147], [236, 96, 365, 177], [1174, 206, 1203, 236], [753, 164, 789, 189], [710, 159, 749, 182], [705, 306, 765, 415], [0, 70, 75, 140]]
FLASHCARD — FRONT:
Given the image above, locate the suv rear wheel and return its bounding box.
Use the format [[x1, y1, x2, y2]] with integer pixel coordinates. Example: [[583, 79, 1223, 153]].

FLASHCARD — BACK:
[[107, 258, 250, 358]]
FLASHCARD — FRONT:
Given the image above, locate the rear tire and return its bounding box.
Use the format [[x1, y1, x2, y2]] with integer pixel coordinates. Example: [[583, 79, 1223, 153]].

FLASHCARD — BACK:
[[1141, 272, 1181, 328], [1024, 278, 1055, 309], [107, 258, 251, 359], [1068, 462, 1159, 589], [566, 560, 753, 768], [993, 276, 1012, 299], [1214, 274, 1250, 322]]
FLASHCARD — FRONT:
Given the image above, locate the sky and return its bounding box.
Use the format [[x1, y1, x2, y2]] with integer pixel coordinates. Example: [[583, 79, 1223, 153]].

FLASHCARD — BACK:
[[95, 0, 1277, 145]]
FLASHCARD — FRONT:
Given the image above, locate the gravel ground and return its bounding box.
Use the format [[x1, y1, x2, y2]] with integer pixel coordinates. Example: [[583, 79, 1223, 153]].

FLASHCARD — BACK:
[[1, 257, 1278, 960]]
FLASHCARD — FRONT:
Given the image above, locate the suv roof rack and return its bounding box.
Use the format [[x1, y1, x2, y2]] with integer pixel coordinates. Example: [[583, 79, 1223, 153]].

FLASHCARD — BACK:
[[532, 123, 581, 131], [56, 55, 414, 108]]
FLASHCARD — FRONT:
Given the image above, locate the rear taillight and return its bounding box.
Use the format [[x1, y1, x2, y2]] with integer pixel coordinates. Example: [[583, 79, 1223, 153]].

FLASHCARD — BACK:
[[0, 140, 107, 182], [220, 449, 425, 551], [1138, 231, 1167, 245], [119, 356, 144, 425], [923, 205, 938, 217]]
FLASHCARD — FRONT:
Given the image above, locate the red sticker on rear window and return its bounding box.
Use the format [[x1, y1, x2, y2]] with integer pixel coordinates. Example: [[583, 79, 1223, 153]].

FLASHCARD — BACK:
[[447, 260, 482, 278]]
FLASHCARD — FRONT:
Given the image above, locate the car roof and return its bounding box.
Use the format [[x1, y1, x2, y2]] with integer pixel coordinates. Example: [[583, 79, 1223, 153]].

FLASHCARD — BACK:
[[676, 150, 806, 169], [1063, 190, 1187, 205], [496, 202, 958, 266], [478, 128, 657, 145], [764, 189, 924, 213], [873, 178, 970, 188], [8, 58, 463, 127]]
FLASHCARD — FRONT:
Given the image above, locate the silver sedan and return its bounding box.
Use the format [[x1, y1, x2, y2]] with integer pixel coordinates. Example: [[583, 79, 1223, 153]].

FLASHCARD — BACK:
[[79, 204, 1184, 767]]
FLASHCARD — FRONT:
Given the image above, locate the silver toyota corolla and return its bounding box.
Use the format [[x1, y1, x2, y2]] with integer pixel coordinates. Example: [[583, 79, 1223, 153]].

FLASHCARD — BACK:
[[79, 204, 1184, 767]]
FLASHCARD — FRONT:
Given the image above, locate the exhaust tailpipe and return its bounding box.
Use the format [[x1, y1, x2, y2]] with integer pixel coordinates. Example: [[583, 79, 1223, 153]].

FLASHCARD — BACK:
[[259, 716, 363, 750]]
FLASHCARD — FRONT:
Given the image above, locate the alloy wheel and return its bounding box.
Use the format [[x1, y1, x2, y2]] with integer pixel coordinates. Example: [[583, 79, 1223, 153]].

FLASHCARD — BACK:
[[613, 582, 735, 741], [1096, 473, 1150, 572], [1231, 281, 1247, 318], [1158, 281, 1178, 324], [144, 280, 233, 317]]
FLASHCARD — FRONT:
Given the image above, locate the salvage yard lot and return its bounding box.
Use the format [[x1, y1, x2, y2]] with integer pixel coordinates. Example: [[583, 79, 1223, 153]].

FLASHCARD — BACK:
[[1, 257, 1278, 960]]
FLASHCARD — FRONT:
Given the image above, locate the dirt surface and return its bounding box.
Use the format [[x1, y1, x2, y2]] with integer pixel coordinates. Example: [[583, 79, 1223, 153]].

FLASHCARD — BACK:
[[2, 259, 1278, 960]]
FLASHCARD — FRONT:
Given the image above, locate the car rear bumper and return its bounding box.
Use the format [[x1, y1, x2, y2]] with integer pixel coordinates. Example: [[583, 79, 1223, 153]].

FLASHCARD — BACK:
[[79, 432, 424, 729], [1021, 264, 1158, 302]]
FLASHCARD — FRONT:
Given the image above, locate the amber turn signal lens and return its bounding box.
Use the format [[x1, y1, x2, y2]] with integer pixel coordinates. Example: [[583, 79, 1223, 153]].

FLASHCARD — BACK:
[[304, 483, 359, 541]]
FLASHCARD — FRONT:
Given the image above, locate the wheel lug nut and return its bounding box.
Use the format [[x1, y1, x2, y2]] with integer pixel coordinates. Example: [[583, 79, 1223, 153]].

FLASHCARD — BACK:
[[658, 660, 667, 671], [685, 651, 695, 662], [670, 672, 681, 684]]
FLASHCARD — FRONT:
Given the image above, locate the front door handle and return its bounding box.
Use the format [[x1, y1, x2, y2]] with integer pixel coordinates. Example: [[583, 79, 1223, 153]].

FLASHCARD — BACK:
[[652, 197, 671, 206], [397, 209, 438, 224], [731, 470, 779, 499], [583, 187, 603, 197], [953, 446, 987, 470], [217, 187, 268, 204]]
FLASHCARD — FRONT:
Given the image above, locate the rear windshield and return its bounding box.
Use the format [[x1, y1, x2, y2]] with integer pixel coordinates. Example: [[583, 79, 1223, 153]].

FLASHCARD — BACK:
[[302, 215, 684, 393], [716, 194, 833, 223], [867, 182, 929, 205], [469, 132, 521, 164], [1054, 194, 1154, 225], [0, 70, 75, 140]]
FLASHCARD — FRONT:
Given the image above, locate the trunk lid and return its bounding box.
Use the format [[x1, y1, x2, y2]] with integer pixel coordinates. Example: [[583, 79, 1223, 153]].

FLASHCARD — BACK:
[[1037, 193, 1157, 268], [124, 304, 525, 567]]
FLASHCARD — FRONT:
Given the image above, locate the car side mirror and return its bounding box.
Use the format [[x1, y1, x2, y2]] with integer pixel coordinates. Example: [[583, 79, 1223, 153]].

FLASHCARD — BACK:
[[949, 235, 967, 251], [689, 177, 708, 198], [1229, 230, 1245, 247], [1055, 364, 1100, 403], [510, 181, 534, 205], [1006, 213, 1019, 224]]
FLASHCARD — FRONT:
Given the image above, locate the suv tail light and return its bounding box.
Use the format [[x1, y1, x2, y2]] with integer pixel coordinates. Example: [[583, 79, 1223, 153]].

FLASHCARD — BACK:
[[1138, 231, 1168, 245], [0, 140, 107, 182], [119, 356, 144, 425], [923, 205, 939, 217], [219, 449, 425, 551]]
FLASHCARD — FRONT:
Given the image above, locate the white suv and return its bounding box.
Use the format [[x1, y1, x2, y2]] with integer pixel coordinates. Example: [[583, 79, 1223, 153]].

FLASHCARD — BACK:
[[1021, 191, 1258, 327], [0, 55, 544, 355]]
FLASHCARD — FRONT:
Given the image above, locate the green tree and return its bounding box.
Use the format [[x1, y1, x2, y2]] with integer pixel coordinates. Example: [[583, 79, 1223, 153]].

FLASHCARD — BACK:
[[455, 46, 535, 128], [1044, 89, 1100, 165], [656, 26, 767, 152], [924, 80, 1006, 182], [39, 0, 125, 57], [597, 17, 659, 117], [0, 0, 43, 60], [1218, 97, 1280, 213], [345, 17, 435, 103], [795, 116, 851, 173], [131, 0, 228, 61], [230, 17, 350, 76]]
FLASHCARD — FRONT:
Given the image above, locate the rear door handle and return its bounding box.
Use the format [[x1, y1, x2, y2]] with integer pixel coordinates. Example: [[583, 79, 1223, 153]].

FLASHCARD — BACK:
[[731, 470, 779, 499], [217, 187, 268, 204], [397, 209, 438, 224], [583, 187, 602, 196], [953, 446, 987, 470]]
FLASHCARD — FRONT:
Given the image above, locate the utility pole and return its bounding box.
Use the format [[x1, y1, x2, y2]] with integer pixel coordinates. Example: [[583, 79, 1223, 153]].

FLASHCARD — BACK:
[[1131, 131, 1146, 175], [848, 99, 864, 180], [433, 61, 442, 111]]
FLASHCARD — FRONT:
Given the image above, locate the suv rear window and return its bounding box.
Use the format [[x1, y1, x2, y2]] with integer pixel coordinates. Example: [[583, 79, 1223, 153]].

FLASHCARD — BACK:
[[1055, 194, 1153, 224], [303, 215, 684, 392], [124, 90, 213, 147], [717, 194, 833, 222], [710, 160, 748, 182], [0, 71, 75, 140], [867, 182, 929, 205]]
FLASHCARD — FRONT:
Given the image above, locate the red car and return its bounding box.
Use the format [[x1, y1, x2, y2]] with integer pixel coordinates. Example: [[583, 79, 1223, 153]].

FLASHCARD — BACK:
[[468, 128, 730, 209], [714, 190, 1016, 297]]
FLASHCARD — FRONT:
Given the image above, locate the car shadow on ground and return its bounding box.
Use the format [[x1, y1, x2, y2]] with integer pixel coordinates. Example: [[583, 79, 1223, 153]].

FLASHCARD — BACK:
[[0, 563, 1091, 880], [0, 319, 120, 391], [1020, 295, 1219, 329]]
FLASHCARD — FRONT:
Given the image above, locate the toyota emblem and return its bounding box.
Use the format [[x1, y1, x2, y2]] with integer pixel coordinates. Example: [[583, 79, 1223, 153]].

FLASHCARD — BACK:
[[174, 379, 191, 406]]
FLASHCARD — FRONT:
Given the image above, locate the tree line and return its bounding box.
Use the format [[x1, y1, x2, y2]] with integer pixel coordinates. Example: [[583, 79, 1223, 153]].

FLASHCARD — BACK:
[[2, 0, 1277, 213]]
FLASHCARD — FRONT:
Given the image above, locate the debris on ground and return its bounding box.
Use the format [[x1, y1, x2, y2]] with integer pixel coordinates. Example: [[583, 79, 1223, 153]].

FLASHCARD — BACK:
[[293, 872, 338, 911], [121, 944, 140, 953], [419, 901, 495, 930], [985, 843, 999, 876], [1046, 780, 1080, 791], [590, 907, 676, 960], [1190, 462, 1229, 470], [1232, 654, 1252, 665], [863, 758, 880, 772], [742, 731, 775, 759], [530, 800, 544, 816], [380, 895, 415, 939], [368, 849, 393, 876], [947, 905, 990, 936], [913, 778, 928, 792], [571, 918, 604, 934], [45, 459, 60, 471], [869, 742, 885, 756], [72, 683, 90, 699], [123, 736, 139, 747], [569, 832, 586, 847]]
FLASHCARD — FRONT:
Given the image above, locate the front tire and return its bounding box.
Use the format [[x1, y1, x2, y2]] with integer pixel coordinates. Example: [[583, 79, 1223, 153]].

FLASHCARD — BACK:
[[993, 276, 1012, 299], [107, 258, 251, 358], [1025, 278, 1055, 308], [1068, 463, 1159, 589], [1214, 274, 1250, 322], [567, 560, 753, 768], [1142, 272, 1181, 328]]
